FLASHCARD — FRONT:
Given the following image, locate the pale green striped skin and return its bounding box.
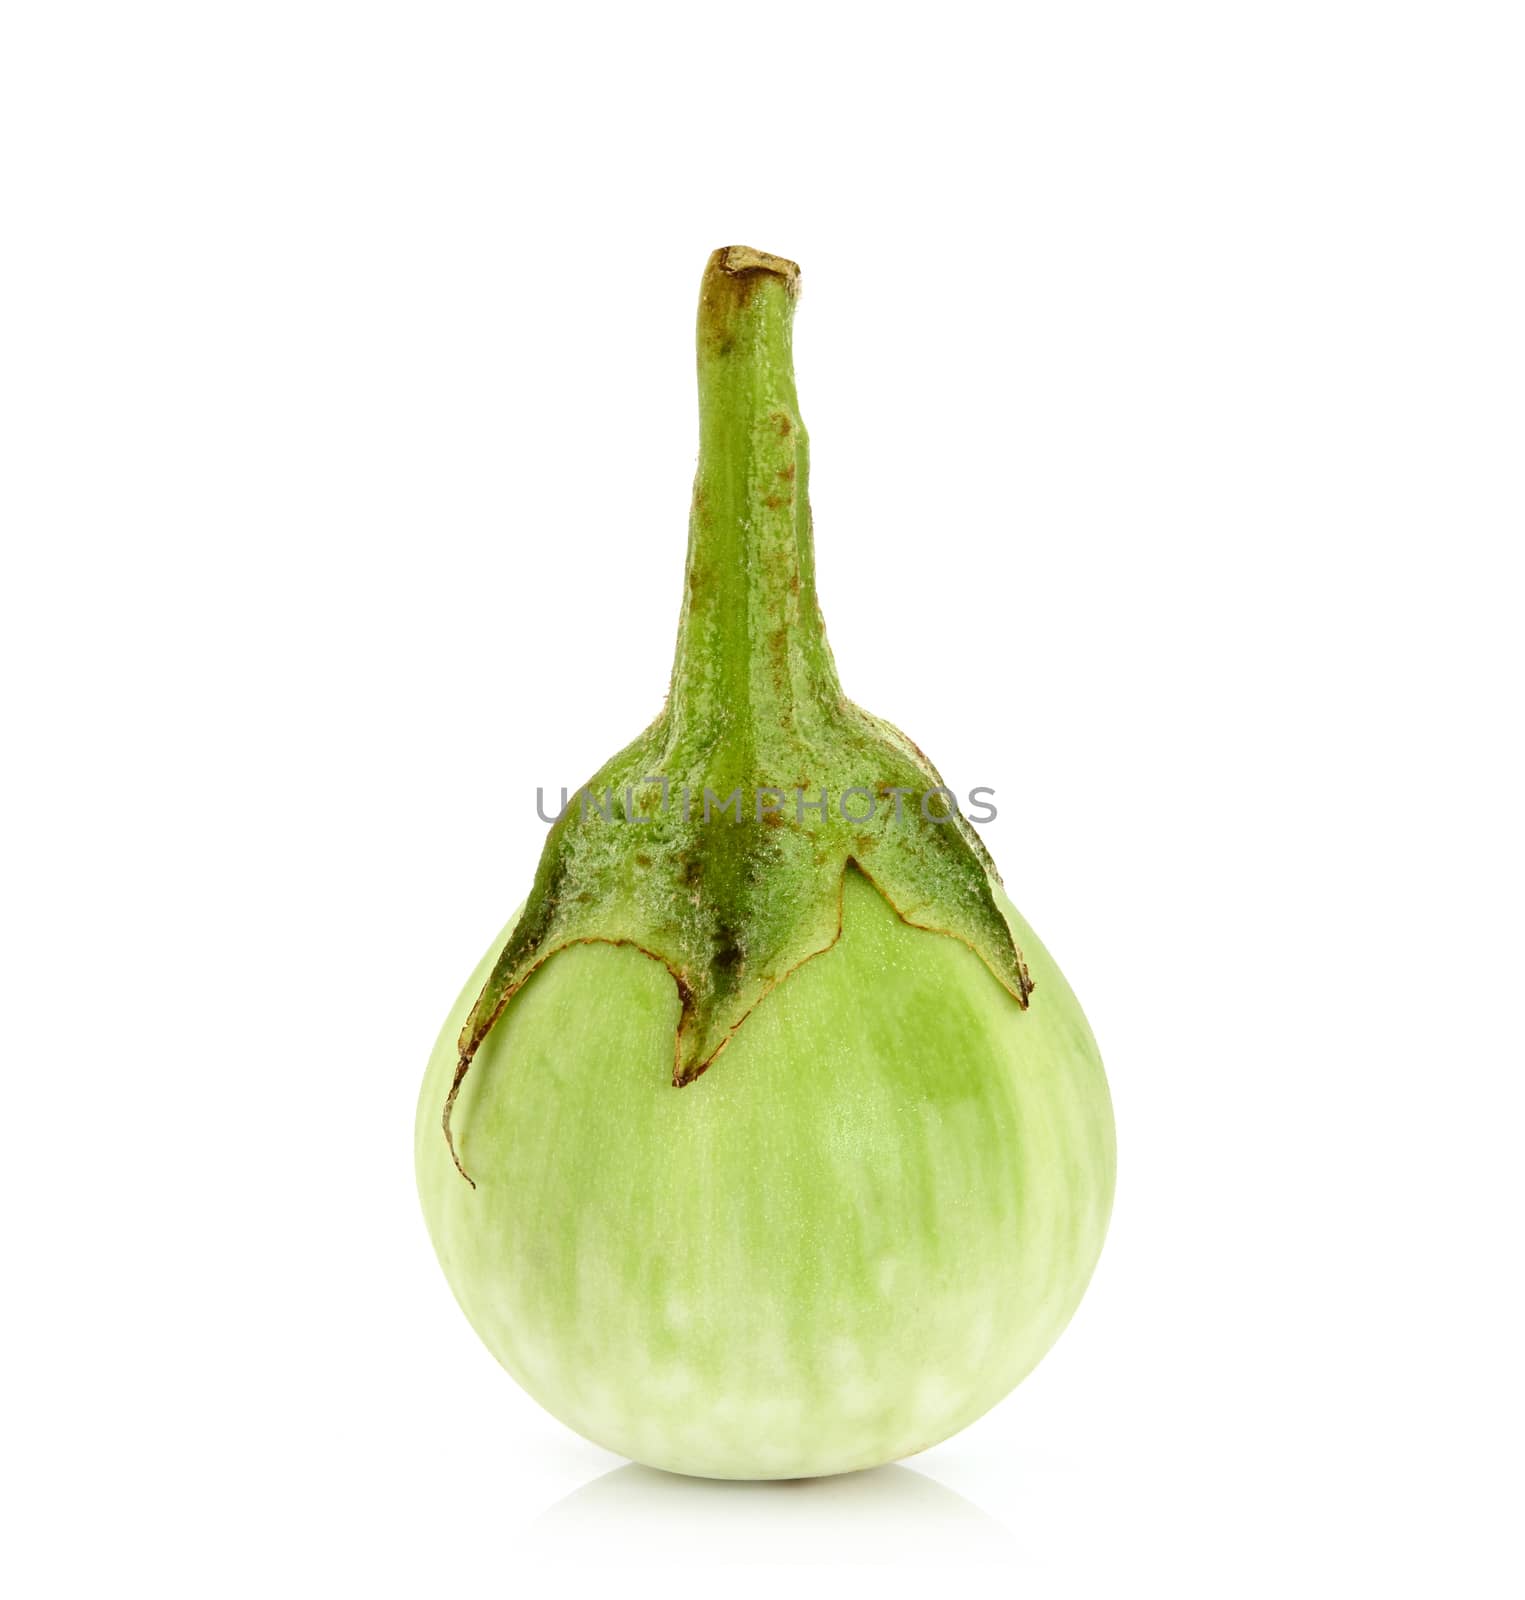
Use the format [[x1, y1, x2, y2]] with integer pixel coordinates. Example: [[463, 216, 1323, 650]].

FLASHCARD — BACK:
[[415, 869, 1115, 1479]]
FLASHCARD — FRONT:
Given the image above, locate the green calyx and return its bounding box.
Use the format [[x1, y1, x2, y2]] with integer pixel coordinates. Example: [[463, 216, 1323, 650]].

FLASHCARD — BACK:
[[443, 246, 1032, 1185]]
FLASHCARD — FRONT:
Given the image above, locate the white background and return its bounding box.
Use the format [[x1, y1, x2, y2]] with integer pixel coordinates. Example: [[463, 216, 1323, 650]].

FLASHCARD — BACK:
[[3, 3, 1521, 1594]]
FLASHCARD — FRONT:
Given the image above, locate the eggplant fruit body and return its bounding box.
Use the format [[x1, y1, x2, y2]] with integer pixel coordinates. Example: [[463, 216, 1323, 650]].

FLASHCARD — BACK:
[[415, 868, 1115, 1480]]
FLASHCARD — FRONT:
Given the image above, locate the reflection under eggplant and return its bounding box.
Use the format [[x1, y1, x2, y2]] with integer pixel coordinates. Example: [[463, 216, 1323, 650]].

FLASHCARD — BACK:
[[522, 1460, 1015, 1565]]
